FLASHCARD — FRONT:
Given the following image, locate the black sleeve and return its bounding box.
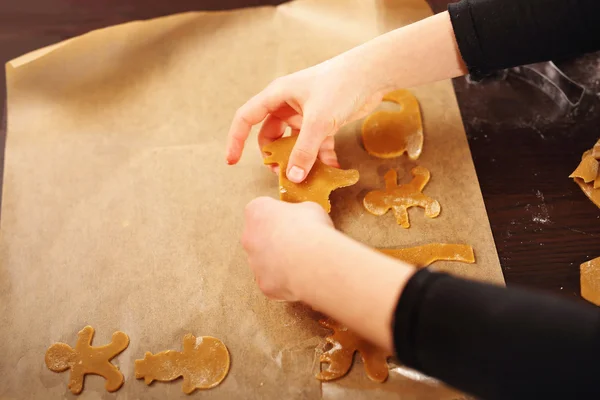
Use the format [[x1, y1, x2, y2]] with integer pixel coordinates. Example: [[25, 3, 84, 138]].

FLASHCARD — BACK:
[[448, 0, 600, 78], [393, 268, 600, 400]]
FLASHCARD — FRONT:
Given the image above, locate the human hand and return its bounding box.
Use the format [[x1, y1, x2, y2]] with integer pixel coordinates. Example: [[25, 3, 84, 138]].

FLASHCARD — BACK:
[[242, 197, 333, 301], [226, 49, 387, 183]]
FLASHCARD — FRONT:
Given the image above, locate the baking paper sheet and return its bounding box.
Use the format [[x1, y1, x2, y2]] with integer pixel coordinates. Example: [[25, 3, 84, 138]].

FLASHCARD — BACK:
[[0, 1, 503, 398]]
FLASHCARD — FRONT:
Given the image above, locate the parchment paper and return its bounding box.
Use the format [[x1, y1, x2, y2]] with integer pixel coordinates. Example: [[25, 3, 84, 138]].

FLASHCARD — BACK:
[[0, 1, 503, 399]]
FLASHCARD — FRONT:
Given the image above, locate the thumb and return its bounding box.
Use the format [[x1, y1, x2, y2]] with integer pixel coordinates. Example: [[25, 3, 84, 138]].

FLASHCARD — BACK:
[[286, 114, 337, 183]]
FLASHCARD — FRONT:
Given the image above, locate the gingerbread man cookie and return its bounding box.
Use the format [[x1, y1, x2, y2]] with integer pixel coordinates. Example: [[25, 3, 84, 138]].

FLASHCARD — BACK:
[[45, 326, 129, 394], [135, 333, 230, 394], [362, 89, 423, 159], [263, 135, 359, 213], [317, 318, 392, 383], [363, 166, 440, 228]]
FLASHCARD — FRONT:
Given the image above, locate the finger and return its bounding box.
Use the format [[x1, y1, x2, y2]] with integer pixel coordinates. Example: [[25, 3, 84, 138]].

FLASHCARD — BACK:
[[257, 104, 303, 154], [286, 113, 338, 183], [258, 115, 288, 176], [261, 110, 302, 175], [317, 136, 340, 168], [258, 115, 288, 155], [226, 80, 288, 165]]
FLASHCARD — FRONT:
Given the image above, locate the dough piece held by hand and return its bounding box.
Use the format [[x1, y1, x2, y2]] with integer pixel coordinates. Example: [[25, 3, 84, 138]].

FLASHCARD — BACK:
[[364, 167, 440, 228], [379, 243, 475, 267], [263, 136, 359, 213], [45, 326, 129, 394], [362, 89, 423, 159], [135, 334, 230, 394], [317, 318, 392, 383]]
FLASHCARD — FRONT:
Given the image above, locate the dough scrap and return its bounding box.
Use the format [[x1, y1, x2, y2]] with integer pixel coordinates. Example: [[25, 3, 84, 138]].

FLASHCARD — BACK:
[[362, 89, 423, 159], [316, 318, 392, 383], [45, 326, 129, 394], [570, 149, 600, 206], [569, 153, 598, 184], [135, 334, 230, 394], [263, 135, 360, 212], [592, 139, 600, 160], [363, 166, 441, 228], [379, 243, 475, 267], [581, 257, 600, 306]]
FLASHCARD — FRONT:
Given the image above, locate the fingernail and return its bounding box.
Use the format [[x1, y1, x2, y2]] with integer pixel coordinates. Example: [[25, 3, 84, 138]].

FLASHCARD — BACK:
[[287, 166, 305, 182]]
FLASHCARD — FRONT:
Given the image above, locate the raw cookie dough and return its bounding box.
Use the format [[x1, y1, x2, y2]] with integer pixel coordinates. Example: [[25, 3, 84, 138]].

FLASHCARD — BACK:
[[592, 139, 600, 160], [45, 326, 129, 394], [363, 166, 441, 228], [379, 243, 475, 267], [263, 135, 360, 212], [362, 89, 423, 159], [581, 257, 600, 306], [135, 334, 230, 394], [316, 318, 392, 383], [570, 149, 600, 206]]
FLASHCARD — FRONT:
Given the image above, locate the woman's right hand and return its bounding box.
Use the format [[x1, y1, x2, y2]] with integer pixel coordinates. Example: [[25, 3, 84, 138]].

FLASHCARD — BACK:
[[225, 47, 388, 183]]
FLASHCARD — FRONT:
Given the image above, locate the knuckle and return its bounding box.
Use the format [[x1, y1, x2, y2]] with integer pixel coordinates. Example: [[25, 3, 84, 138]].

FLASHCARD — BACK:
[[241, 230, 252, 250], [257, 278, 277, 298], [244, 200, 257, 220], [307, 114, 337, 134], [268, 77, 287, 96], [302, 201, 323, 213], [234, 108, 251, 126]]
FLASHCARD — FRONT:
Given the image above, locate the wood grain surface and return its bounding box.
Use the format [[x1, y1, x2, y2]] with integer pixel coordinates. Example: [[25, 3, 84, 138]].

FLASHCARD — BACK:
[[0, 0, 598, 299]]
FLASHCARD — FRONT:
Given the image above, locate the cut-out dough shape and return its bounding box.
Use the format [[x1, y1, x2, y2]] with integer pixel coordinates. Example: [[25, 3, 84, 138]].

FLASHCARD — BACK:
[[316, 318, 392, 383], [135, 334, 230, 394], [570, 149, 600, 206], [362, 89, 423, 159], [581, 257, 600, 306], [45, 326, 129, 394], [263, 135, 359, 212], [379, 243, 475, 267], [363, 166, 441, 228]]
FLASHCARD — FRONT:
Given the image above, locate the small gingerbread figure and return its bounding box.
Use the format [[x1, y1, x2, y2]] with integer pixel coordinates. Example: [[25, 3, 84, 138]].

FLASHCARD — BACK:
[[135, 333, 230, 394], [45, 326, 129, 394], [363, 166, 441, 228], [317, 318, 392, 383], [263, 135, 360, 213]]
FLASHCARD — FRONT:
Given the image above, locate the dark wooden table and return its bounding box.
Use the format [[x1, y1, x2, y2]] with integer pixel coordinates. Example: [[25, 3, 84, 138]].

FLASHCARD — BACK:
[[1, 0, 598, 299]]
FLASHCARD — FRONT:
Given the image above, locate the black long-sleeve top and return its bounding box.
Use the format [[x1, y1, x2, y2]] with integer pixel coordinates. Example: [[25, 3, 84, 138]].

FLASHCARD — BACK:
[[448, 0, 600, 78], [392, 1, 600, 399]]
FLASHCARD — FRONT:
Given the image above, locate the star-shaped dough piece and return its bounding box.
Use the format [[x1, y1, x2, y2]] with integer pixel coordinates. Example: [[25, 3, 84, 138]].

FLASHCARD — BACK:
[[263, 136, 359, 213]]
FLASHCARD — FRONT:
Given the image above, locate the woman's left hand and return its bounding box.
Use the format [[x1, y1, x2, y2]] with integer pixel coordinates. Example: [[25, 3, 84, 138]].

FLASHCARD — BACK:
[[242, 197, 333, 301]]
